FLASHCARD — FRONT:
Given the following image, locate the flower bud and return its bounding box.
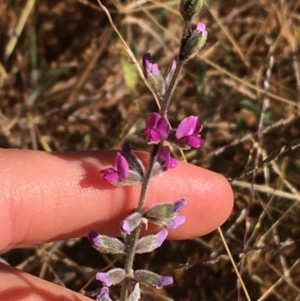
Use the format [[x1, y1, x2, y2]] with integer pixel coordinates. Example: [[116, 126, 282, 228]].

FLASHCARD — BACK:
[[96, 287, 113, 301], [180, 0, 203, 21], [96, 268, 126, 287], [136, 229, 168, 253], [134, 270, 173, 288], [179, 22, 207, 62], [120, 212, 142, 235], [144, 199, 187, 229], [151, 145, 178, 178], [142, 53, 166, 98], [165, 60, 177, 87], [121, 141, 145, 183], [128, 283, 141, 301], [89, 230, 125, 254]]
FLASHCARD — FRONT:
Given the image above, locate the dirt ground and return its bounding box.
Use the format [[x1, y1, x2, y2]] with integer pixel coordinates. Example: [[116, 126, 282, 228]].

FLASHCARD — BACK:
[[1, 0, 300, 300]]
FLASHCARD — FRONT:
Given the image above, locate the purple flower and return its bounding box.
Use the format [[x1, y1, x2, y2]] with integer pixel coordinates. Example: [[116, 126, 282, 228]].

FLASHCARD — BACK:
[[100, 152, 129, 184], [175, 116, 204, 148], [141, 113, 170, 143], [157, 145, 177, 171], [142, 53, 160, 77]]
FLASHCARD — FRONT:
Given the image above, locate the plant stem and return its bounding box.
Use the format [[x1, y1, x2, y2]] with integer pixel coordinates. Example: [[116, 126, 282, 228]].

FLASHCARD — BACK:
[[120, 18, 191, 301], [160, 60, 184, 117], [120, 144, 159, 301], [160, 21, 191, 116]]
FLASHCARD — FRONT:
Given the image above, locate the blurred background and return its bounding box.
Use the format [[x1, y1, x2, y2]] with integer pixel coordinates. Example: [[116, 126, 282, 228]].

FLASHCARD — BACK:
[[1, 0, 300, 300]]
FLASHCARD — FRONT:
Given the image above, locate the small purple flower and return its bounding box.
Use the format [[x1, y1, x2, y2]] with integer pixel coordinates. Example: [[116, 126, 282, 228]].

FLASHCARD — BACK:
[[173, 198, 187, 212], [120, 220, 131, 235], [157, 145, 177, 171], [89, 229, 102, 247], [175, 116, 205, 148], [155, 229, 168, 248], [141, 113, 170, 143], [100, 152, 129, 184], [171, 59, 177, 70], [142, 52, 152, 73], [96, 287, 112, 301], [142, 53, 160, 77], [156, 276, 173, 288], [196, 21, 207, 34], [96, 273, 113, 287], [167, 215, 185, 229], [142, 53, 166, 98]]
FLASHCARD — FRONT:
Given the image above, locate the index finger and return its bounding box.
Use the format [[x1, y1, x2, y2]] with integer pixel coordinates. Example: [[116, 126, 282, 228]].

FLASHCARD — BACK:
[[0, 149, 233, 250]]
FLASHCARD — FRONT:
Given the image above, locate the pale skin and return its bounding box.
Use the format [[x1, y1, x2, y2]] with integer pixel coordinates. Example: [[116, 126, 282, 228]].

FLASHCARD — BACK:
[[0, 148, 234, 300]]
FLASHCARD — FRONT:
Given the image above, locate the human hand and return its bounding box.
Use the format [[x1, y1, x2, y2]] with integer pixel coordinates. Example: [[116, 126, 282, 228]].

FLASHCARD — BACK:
[[0, 148, 233, 300]]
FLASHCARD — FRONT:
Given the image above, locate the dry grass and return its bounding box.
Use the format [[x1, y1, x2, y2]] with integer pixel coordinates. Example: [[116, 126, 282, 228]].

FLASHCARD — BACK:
[[1, 0, 300, 300]]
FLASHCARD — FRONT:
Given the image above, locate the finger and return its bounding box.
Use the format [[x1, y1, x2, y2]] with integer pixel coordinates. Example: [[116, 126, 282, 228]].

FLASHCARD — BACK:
[[0, 262, 92, 301], [0, 149, 233, 250]]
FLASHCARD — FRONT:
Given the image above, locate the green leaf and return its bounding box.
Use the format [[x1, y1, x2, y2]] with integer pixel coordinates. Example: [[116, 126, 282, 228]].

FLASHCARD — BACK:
[[120, 58, 138, 96]]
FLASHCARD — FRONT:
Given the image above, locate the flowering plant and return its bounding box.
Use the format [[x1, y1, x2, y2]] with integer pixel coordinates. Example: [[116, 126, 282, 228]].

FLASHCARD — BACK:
[[91, 0, 207, 300]]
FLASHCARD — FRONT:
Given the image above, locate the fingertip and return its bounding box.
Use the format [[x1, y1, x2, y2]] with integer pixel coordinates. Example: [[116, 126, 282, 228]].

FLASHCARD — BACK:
[[162, 162, 234, 239]]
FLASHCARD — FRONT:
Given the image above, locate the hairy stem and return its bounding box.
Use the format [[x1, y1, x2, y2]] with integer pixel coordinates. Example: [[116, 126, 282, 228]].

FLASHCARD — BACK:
[[160, 60, 183, 116], [120, 144, 159, 300], [160, 21, 191, 116], [119, 18, 191, 301]]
